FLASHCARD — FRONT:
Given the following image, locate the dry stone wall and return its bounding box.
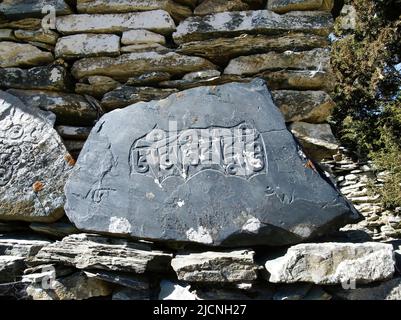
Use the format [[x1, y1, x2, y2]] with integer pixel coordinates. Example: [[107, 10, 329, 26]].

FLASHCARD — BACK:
[[0, 0, 400, 301]]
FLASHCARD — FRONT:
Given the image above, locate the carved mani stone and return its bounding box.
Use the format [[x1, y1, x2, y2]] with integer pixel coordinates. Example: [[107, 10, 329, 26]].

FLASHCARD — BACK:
[[64, 79, 360, 247], [0, 91, 73, 222]]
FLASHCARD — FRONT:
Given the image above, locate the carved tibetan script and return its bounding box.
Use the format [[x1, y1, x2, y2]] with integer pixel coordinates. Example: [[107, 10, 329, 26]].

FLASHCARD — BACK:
[[129, 123, 266, 182]]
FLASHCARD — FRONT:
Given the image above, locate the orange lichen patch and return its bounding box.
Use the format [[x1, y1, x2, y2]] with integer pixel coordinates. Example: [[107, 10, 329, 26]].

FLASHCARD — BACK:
[[304, 159, 318, 174], [64, 153, 76, 166], [33, 181, 44, 192]]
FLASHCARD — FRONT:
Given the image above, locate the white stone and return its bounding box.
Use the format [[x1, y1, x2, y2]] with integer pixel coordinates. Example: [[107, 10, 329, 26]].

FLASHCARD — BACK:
[[121, 29, 166, 45]]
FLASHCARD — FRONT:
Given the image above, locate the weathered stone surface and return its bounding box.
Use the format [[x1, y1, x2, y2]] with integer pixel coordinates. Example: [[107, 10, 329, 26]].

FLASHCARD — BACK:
[[126, 72, 171, 86], [194, 0, 250, 15], [75, 76, 121, 99], [121, 29, 166, 45], [7, 89, 98, 126], [0, 18, 42, 30], [0, 256, 25, 283], [265, 242, 395, 284], [33, 234, 173, 273], [55, 34, 120, 59], [224, 48, 330, 76], [0, 235, 51, 258], [329, 277, 401, 300], [0, 42, 53, 68], [101, 85, 178, 110], [290, 122, 339, 161], [56, 11, 176, 35], [0, 0, 72, 19], [260, 70, 334, 91], [76, 0, 192, 21], [158, 74, 245, 90], [64, 80, 359, 247], [26, 271, 112, 300], [0, 91, 73, 222], [71, 51, 216, 81], [14, 29, 59, 45], [0, 29, 15, 41], [29, 220, 80, 238], [113, 287, 150, 300], [173, 10, 333, 44], [0, 64, 71, 91], [267, 0, 334, 13], [182, 70, 221, 81], [120, 43, 170, 54], [56, 126, 92, 140], [272, 90, 335, 123], [171, 250, 257, 283]]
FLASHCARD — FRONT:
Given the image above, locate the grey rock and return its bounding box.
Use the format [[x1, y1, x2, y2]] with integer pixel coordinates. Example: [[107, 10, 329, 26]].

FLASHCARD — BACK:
[[56, 126, 92, 140], [0, 18, 42, 30], [177, 33, 329, 65], [0, 64, 71, 91], [0, 0, 72, 19], [158, 74, 245, 91], [120, 43, 170, 54], [29, 220, 80, 238], [33, 233, 173, 273], [75, 76, 121, 99], [265, 242, 395, 284], [0, 281, 29, 299], [0, 91, 73, 222], [86, 270, 150, 291], [126, 72, 171, 86], [101, 85, 178, 110], [0, 29, 15, 41], [7, 89, 98, 126], [76, 0, 192, 21], [56, 11, 176, 35], [329, 277, 401, 300], [0, 256, 26, 283], [26, 271, 112, 300], [14, 29, 59, 45], [122, 29, 166, 45], [171, 250, 257, 283], [182, 70, 221, 81], [194, 0, 250, 15], [0, 41, 54, 68], [55, 34, 121, 59], [64, 80, 359, 247], [113, 287, 150, 300], [289, 122, 339, 161], [0, 235, 51, 258], [71, 51, 216, 82], [272, 90, 335, 123], [267, 0, 334, 13], [173, 10, 333, 44]]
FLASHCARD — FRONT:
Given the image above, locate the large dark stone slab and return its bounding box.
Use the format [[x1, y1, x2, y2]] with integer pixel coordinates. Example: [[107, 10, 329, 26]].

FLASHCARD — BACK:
[[64, 80, 360, 247]]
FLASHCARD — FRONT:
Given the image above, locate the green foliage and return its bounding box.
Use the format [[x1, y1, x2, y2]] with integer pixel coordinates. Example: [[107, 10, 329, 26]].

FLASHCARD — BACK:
[[332, 0, 401, 208]]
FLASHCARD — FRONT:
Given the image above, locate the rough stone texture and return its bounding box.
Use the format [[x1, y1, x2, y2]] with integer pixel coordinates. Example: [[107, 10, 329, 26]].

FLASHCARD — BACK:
[[0, 91, 73, 222], [224, 48, 330, 76], [101, 85, 178, 110], [158, 74, 244, 90], [75, 76, 121, 99], [265, 242, 395, 284], [64, 80, 359, 247], [7, 89, 98, 126], [159, 280, 198, 300], [267, 0, 334, 14], [121, 29, 166, 45], [26, 271, 112, 300], [0, 64, 71, 91], [71, 51, 216, 81], [0, 18, 42, 30], [290, 122, 339, 161], [329, 277, 401, 300], [0, 42, 53, 68], [177, 33, 329, 64], [14, 29, 59, 45], [272, 90, 335, 123], [76, 0, 192, 21], [194, 0, 250, 15], [29, 220, 80, 238], [126, 72, 171, 86], [0, 256, 26, 282], [0, 0, 72, 19], [0, 235, 51, 258], [173, 10, 333, 44], [55, 34, 120, 59], [56, 11, 176, 35], [120, 43, 169, 54], [56, 126, 92, 140], [0, 29, 15, 41], [171, 250, 257, 283], [33, 234, 173, 273]]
